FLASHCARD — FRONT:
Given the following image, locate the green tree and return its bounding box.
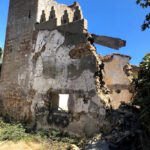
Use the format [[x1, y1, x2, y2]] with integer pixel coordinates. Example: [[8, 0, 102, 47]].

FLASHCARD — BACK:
[[136, 0, 150, 30], [134, 53, 150, 130]]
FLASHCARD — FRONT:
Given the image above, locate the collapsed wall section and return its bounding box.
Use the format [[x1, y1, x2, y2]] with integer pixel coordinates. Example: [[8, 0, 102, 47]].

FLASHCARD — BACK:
[[100, 54, 134, 109]]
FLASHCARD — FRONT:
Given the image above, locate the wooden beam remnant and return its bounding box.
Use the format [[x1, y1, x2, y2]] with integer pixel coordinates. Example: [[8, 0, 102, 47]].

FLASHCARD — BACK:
[[91, 34, 126, 50]]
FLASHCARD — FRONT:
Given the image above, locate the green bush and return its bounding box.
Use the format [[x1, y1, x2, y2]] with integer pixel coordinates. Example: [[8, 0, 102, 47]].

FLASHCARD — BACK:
[[0, 118, 32, 142]]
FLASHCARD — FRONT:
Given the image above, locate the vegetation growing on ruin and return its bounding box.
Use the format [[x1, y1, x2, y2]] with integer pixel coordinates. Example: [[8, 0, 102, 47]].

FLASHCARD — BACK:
[[0, 118, 34, 142], [133, 53, 150, 131]]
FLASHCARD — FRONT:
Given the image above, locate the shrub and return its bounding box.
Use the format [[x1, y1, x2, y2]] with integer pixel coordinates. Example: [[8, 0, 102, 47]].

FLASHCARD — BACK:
[[0, 118, 32, 142]]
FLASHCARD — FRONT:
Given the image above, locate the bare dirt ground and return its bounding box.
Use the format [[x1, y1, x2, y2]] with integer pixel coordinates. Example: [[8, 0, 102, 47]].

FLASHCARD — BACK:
[[0, 141, 74, 150]]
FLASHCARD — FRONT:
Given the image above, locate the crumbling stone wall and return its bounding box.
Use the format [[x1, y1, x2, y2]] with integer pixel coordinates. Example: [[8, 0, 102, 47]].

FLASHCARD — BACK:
[[23, 28, 108, 137], [100, 54, 134, 109]]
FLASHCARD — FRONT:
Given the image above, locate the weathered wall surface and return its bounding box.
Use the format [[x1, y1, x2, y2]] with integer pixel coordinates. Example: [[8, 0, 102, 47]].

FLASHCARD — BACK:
[[17, 29, 107, 137], [101, 54, 133, 109], [0, 0, 39, 121], [1, 0, 37, 81]]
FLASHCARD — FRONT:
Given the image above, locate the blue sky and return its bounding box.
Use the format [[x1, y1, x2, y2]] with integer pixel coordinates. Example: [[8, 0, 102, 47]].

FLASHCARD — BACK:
[[0, 0, 150, 65]]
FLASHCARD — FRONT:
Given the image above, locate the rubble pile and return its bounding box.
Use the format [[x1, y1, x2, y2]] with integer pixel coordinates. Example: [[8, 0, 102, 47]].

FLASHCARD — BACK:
[[85, 102, 150, 150], [105, 102, 149, 150]]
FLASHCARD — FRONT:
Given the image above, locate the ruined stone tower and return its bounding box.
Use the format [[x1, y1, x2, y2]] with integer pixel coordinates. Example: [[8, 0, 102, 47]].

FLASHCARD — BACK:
[[0, 0, 134, 137]]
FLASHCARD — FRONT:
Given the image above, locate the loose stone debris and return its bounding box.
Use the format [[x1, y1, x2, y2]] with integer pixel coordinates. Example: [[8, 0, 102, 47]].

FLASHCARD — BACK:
[[85, 102, 150, 150]]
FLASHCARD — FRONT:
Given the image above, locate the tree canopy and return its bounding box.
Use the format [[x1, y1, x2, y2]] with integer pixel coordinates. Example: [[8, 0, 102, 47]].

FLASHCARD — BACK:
[[136, 0, 150, 30], [134, 53, 150, 131]]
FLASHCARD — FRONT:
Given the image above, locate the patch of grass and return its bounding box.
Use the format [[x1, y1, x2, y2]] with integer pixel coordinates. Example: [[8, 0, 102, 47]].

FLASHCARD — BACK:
[[0, 117, 33, 142]]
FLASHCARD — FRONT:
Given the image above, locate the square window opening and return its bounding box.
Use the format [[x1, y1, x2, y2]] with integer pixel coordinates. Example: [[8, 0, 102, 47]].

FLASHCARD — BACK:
[[50, 93, 69, 112]]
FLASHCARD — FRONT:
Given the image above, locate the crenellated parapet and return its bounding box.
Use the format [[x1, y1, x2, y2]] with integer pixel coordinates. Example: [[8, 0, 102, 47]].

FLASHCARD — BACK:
[[36, 5, 87, 33]]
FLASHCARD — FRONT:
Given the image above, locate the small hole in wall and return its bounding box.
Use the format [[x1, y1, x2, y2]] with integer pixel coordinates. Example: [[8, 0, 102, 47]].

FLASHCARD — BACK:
[[28, 10, 31, 18], [115, 89, 121, 94]]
